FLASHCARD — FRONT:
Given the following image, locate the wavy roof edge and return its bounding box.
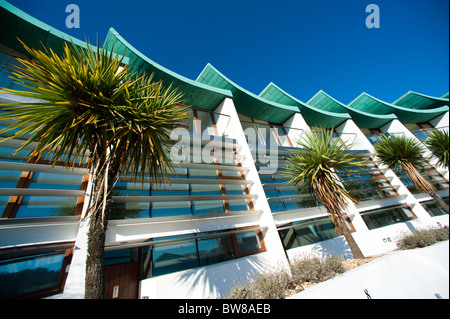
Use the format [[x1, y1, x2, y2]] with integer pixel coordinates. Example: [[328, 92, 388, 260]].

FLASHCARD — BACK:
[[259, 83, 351, 128], [393, 90, 449, 109], [103, 29, 233, 110], [196, 63, 298, 123], [349, 92, 448, 124], [308, 90, 397, 129], [0, 0, 90, 57]]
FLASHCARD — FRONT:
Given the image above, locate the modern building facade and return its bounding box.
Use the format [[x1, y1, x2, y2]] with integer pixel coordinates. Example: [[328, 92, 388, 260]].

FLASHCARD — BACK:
[[0, 1, 448, 299]]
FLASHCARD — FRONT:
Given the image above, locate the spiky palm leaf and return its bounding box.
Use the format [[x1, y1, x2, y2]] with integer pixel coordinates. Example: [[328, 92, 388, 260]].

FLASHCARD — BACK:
[[284, 128, 365, 209], [425, 129, 449, 169], [0, 39, 187, 298], [374, 134, 448, 214], [283, 128, 366, 258]]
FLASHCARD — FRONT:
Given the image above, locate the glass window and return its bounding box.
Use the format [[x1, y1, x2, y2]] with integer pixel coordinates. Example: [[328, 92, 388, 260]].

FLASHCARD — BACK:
[[28, 172, 83, 190], [110, 201, 150, 220], [151, 183, 189, 197], [0, 251, 65, 299], [0, 146, 29, 162], [192, 200, 224, 215], [197, 235, 236, 266], [113, 181, 149, 196], [236, 231, 262, 254], [279, 227, 300, 250], [0, 169, 21, 188], [151, 201, 191, 218], [15, 196, 78, 218], [151, 237, 199, 277], [104, 248, 139, 266], [268, 198, 286, 213], [195, 110, 215, 136], [361, 206, 411, 230], [227, 199, 249, 212], [421, 198, 449, 217], [191, 184, 221, 196], [293, 221, 322, 246], [189, 168, 218, 180], [278, 217, 339, 250]]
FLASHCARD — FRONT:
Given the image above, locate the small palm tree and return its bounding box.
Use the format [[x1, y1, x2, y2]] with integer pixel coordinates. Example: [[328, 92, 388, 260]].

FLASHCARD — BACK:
[[0, 40, 187, 298], [425, 129, 449, 169], [283, 128, 365, 259], [374, 135, 449, 214]]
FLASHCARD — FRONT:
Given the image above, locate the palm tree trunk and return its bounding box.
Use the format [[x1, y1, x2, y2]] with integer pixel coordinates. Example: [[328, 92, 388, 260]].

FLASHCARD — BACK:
[[84, 145, 126, 299], [85, 217, 107, 299], [84, 157, 113, 299], [333, 214, 365, 259], [401, 162, 449, 214], [428, 190, 449, 214], [313, 176, 365, 259]]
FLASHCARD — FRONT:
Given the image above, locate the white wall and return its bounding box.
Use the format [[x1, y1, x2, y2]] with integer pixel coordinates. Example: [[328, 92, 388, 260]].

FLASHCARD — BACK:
[[139, 252, 277, 299]]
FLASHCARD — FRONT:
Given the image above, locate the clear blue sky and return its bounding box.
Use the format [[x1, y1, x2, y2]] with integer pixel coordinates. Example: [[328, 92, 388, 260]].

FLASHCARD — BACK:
[[7, 0, 449, 105]]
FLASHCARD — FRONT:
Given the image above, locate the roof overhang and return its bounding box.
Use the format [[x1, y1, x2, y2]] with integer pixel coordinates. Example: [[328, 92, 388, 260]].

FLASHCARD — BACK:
[[196, 64, 298, 124], [349, 92, 449, 124], [393, 91, 449, 109], [259, 84, 351, 128]]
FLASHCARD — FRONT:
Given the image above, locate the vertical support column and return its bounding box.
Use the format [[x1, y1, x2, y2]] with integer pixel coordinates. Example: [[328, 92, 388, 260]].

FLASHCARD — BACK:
[[335, 119, 371, 233], [214, 98, 289, 267], [60, 176, 93, 298], [282, 112, 310, 146]]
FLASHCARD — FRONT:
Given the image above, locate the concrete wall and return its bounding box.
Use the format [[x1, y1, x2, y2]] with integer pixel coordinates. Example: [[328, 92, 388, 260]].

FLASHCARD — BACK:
[[139, 252, 277, 299], [290, 240, 449, 299]]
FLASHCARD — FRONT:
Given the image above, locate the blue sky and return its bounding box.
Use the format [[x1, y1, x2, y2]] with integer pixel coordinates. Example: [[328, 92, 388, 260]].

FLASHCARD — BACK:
[[7, 0, 449, 105]]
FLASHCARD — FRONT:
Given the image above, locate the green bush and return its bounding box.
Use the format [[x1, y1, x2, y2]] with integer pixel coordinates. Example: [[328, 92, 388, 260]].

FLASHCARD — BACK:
[[396, 226, 449, 250]]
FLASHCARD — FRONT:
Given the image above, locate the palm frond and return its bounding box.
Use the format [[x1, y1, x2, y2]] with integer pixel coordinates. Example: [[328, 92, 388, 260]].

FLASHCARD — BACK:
[[283, 127, 365, 210], [373, 134, 428, 170], [425, 130, 449, 169]]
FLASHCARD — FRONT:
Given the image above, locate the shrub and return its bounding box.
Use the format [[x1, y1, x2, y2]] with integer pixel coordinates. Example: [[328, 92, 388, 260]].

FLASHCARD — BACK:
[[224, 281, 256, 299], [396, 226, 449, 250], [225, 266, 293, 299], [289, 254, 345, 284], [224, 255, 345, 299]]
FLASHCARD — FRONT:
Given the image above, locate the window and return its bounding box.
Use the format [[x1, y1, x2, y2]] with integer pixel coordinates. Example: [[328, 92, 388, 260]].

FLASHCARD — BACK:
[[421, 197, 449, 217], [235, 231, 263, 255], [197, 235, 235, 266], [151, 236, 199, 277], [360, 205, 416, 230], [138, 228, 266, 278], [0, 243, 73, 299], [278, 217, 339, 250]]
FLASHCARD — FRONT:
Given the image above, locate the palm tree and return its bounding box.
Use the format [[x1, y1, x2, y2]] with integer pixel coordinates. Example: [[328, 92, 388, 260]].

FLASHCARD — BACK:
[[374, 134, 449, 214], [425, 129, 449, 169], [0, 40, 186, 298], [283, 128, 365, 259]]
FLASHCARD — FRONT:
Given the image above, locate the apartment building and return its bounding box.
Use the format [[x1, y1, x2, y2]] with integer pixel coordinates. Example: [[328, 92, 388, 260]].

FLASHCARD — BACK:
[[0, 1, 448, 299]]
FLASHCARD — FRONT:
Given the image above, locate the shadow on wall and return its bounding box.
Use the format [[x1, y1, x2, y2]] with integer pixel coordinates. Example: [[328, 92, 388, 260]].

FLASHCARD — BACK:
[[287, 237, 353, 261], [140, 253, 274, 299]]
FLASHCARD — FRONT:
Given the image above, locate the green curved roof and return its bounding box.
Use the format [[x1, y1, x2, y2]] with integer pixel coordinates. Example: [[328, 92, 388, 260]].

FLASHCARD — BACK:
[[393, 91, 449, 109], [0, 0, 88, 57], [103, 29, 232, 111], [196, 64, 298, 123], [348, 92, 449, 124], [259, 83, 351, 128], [308, 90, 397, 129]]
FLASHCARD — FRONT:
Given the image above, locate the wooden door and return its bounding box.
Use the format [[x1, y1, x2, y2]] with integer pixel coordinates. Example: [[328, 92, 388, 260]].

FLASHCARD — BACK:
[[104, 262, 139, 299]]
